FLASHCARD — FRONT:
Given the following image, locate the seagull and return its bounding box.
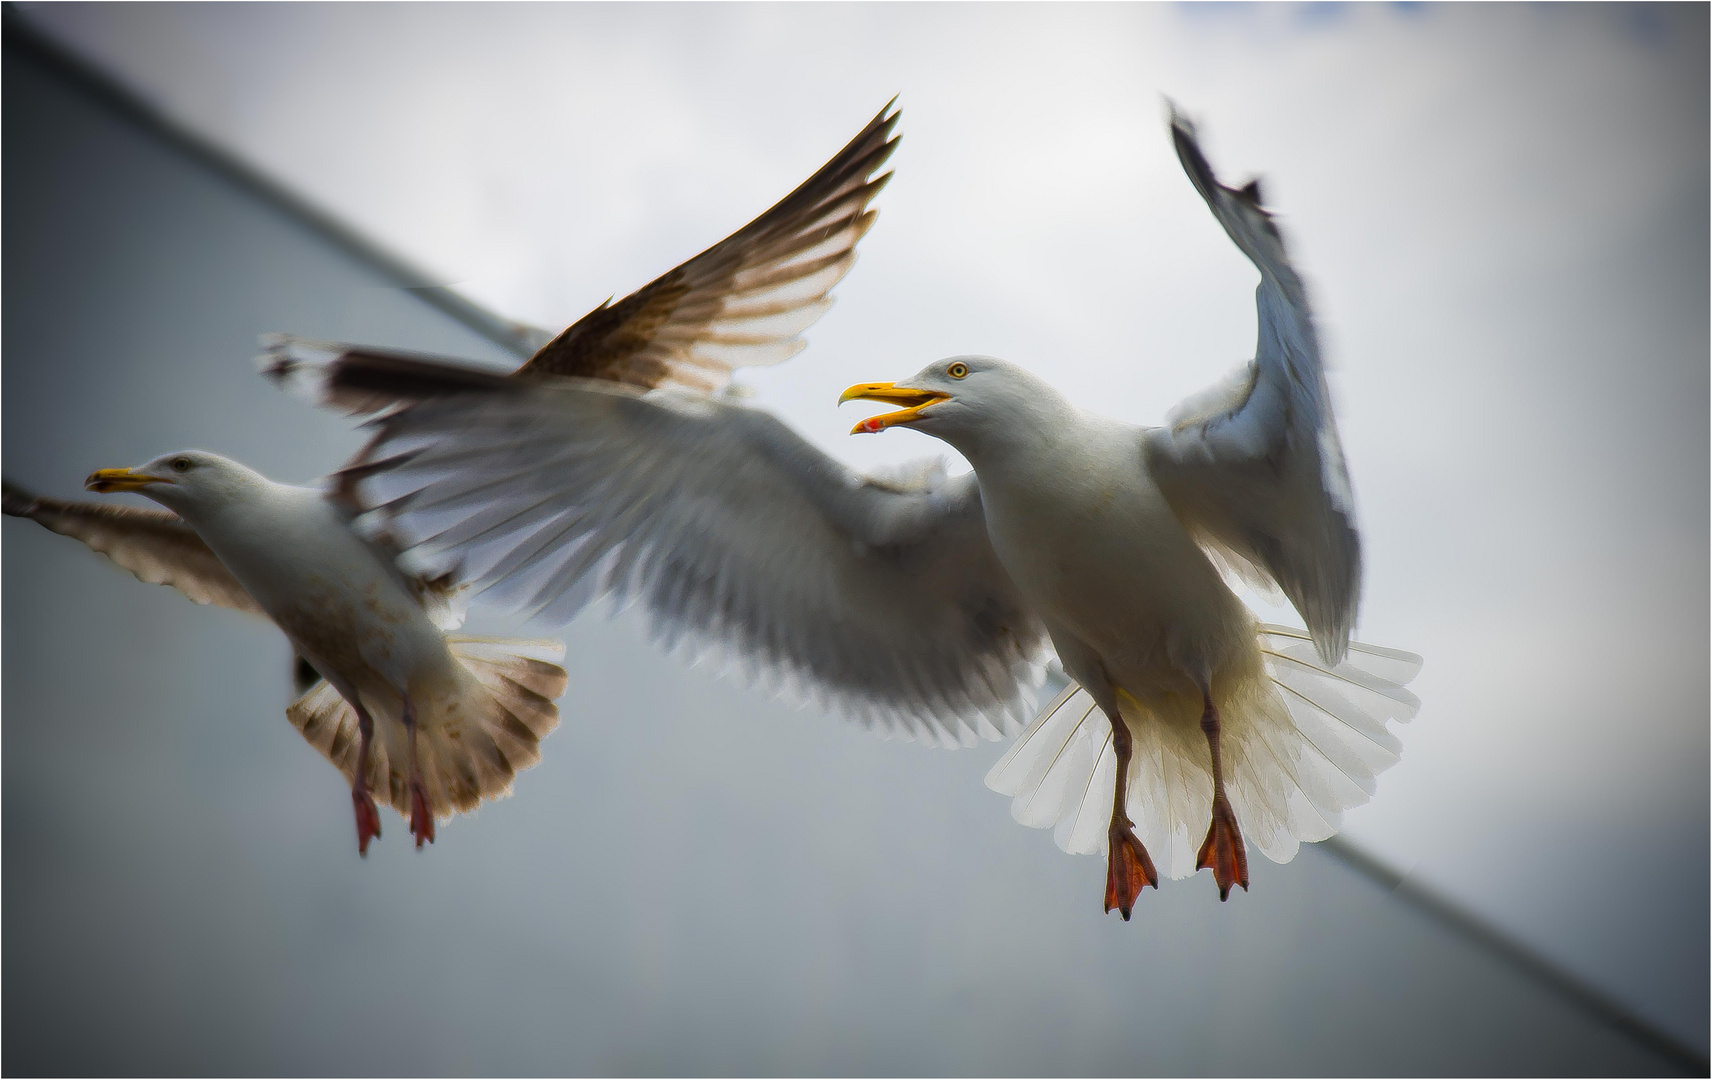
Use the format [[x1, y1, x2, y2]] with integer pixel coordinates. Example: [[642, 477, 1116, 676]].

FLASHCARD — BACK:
[[262, 100, 1036, 745], [4, 454, 567, 853], [268, 105, 1419, 918]]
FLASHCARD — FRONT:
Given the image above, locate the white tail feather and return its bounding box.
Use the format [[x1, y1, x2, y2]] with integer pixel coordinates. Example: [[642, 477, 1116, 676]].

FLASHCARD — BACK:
[[287, 636, 568, 822], [985, 624, 1420, 878]]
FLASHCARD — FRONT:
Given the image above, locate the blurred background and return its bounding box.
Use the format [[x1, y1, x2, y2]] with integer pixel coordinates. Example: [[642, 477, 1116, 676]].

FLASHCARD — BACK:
[[3, 3, 1705, 1074]]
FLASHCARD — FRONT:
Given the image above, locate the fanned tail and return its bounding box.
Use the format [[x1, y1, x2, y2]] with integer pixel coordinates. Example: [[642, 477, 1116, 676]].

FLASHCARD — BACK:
[[985, 625, 1420, 878], [287, 637, 568, 822]]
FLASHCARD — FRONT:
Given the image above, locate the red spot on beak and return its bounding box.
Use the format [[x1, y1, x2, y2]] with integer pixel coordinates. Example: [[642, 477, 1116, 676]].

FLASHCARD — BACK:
[[861, 418, 885, 433]]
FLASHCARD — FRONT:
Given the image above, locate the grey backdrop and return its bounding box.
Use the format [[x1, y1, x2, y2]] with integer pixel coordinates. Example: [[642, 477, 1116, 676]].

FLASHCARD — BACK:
[[3, 9, 1703, 1076]]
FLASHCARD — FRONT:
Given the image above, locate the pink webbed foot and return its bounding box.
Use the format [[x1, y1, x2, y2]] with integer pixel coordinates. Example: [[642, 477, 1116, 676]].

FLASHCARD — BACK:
[[409, 778, 435, 848], [1105, 822, 1159, 920], [1195, 793, 1249, 901], [352, 787, 382, 856]]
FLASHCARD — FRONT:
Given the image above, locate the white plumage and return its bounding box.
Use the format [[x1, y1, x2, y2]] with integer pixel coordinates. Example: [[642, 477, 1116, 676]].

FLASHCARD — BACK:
[[989, 626, 1420, 879], [335, 382, 1044, 747], [8, 452, 567, 853], [269, 102, 1419, 915]]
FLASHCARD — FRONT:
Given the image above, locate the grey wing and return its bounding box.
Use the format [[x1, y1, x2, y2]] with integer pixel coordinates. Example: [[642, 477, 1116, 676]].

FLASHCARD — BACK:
[[332, 361, 1047, 747], [259, 98, 899, 409], [1142, 105, 1360, 664], [2, 479, 267, 617]]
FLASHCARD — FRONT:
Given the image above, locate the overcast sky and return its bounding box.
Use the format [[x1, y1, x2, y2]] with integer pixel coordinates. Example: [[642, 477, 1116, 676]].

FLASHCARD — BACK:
[[15, 1, 1709, 1050]]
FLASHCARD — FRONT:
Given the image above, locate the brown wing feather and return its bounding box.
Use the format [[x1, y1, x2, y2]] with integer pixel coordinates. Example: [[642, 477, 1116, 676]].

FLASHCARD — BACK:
[[3, 479, 266, 616], [260, 99, 899, 408], [523, 286, 690, 390], [514, 98, 900, 390]]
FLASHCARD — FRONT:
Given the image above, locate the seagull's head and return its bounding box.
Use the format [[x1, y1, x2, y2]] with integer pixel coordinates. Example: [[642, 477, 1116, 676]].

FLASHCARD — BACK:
[[86, 449, 261, 514], [840, 355, 1064, 455]]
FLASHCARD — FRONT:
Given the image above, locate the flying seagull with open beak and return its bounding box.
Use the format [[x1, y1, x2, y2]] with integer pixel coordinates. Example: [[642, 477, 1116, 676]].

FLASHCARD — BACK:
[[266, 101, 1040, 745], [269, 103, 1418, 918], [4, 455, 566, 854]]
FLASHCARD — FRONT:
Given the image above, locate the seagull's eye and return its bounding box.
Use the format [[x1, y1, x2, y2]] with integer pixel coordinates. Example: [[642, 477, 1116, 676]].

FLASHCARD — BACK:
[[947, 362, 969, 379], [171, 457, 193, 473]]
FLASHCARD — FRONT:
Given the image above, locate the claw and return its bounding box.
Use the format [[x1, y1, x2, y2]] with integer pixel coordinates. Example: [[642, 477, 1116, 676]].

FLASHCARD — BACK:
[[1195, 793, 1248, 901], [352, 787, 382, 856], [1104, 822, 1158, 920], [400, 693, 435, 849], [409, 779, 435, 848]]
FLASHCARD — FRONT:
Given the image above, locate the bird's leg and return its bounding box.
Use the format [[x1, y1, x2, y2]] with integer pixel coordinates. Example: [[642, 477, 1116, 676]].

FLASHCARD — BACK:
[[1104, 710, 1158, 920], [402, 693, 435, 848], [351, 702, 382, 856], [1195, 691, 1248, 900]]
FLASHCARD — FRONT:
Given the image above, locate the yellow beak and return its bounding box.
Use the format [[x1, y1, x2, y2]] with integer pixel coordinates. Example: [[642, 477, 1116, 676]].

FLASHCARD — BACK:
[[85, 467, 170, 494], [839, 382, 949, 434]]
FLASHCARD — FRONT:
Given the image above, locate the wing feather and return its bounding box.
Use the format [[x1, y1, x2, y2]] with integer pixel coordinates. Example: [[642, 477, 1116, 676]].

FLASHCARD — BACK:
[[260, 101, 899, 412], [3, 479, 265, 616], [324, 359, 1046, 744], [1143, 104, 1361, 664]]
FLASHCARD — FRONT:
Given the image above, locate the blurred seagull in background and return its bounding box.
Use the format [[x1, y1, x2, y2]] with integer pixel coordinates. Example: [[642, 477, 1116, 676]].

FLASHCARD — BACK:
[[265, 101, 1419, 919], [4, 455, 566, 853]]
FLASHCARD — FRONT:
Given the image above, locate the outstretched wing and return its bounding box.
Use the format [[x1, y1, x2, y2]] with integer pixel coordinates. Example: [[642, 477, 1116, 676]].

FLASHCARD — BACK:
[[514, 98, 899, 392], [3, 479, 266, 616], [318, 354, 1047, 747], [261, 99, 900, 408], [1142, 105, 1360, 664]]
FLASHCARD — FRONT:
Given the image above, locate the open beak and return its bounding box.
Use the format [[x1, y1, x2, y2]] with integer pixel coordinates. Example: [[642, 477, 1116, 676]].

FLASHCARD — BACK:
[[839, 383, 949, 434], [85, 467, 170, 494]]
